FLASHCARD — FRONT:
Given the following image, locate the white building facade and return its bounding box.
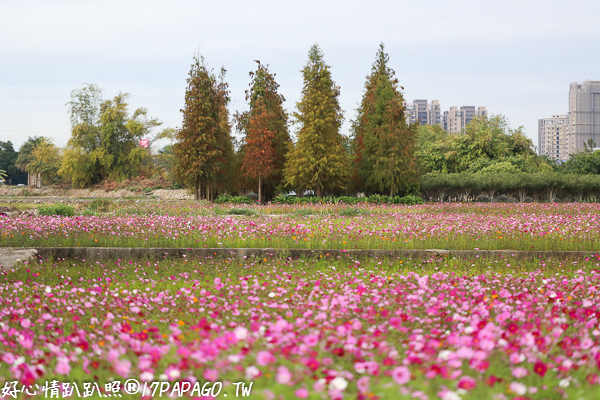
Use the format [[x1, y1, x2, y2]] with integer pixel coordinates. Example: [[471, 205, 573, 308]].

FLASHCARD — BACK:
[[538, 114, 570, 162]]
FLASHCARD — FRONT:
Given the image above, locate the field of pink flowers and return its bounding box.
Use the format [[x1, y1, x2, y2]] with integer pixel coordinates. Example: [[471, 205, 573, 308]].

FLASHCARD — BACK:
[[1, 254, 600, 399], [1, 202, 600, 250]]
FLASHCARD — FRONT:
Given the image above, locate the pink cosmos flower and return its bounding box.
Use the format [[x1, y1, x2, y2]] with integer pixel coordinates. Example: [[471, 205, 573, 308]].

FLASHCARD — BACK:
[[391, 366, 411, 385], [165, 366, 181, 380], [356, 376, 370, 393], [276, 366, 292, 385], [303, 334, 319, 347], [115, 359, 131, 378], [457, 376, 476, 390], [203, 369, 218, 382], [2, 353, 16, 365], [55, 360, 71, 375], [313, 379, 326, 392], [256, 351, 273, 366], [295, 388, 309, 398], [512, 367, 528, 378]]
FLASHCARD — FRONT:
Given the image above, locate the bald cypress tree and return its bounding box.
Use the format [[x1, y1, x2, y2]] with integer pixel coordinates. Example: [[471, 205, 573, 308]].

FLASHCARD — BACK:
[[284, 44, 349, 197], [351, 44, 418, 196], [173, 55, 234, 200], [236, 61, 290, 203]]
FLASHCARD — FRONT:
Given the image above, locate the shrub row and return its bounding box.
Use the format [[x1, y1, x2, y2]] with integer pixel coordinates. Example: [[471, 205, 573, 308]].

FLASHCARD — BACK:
[[421, 172, 600, 202], [271, 194, 424, 206]]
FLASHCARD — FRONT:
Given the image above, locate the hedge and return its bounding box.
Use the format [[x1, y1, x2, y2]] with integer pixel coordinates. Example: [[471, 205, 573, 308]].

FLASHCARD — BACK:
[[420, 173, 600, 202]]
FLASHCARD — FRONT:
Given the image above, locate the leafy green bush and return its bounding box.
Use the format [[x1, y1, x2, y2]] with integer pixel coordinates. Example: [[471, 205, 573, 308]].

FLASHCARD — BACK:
[[38, 203, 75, 217], [215, 194, 233, 204], [272, 194, 297, 205], [245, 192, 259, 201], [338, 206, 365, 217], [231, 196, 254, 205], [226, 208, 256, 216], [421, 172, 600, 202], [367, 194, 390, 205], [395, 195, 424, 205], [337, 196, 362, 205]]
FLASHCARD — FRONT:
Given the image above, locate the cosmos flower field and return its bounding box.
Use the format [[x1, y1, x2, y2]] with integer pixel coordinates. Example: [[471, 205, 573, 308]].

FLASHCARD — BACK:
[[1, 202, 600, 251], [1, 201, 600, 399]]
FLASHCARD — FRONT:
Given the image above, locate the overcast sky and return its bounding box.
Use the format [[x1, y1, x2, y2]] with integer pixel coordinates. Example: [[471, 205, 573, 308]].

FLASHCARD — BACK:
[[1, 0, 599, 151]]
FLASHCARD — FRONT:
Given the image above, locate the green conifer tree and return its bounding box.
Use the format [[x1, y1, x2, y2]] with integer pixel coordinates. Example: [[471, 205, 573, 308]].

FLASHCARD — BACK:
[[173, 55, 234, 200], [351, 44, 418, 196], [284, 44, 350, 197]]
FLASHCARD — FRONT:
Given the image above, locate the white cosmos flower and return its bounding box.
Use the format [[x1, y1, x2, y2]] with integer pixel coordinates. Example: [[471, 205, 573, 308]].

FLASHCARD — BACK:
[[329, 377, 348, 391]]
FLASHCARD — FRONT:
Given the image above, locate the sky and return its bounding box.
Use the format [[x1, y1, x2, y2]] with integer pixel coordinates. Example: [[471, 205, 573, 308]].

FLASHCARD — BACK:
[[1, 0, 599, 151]]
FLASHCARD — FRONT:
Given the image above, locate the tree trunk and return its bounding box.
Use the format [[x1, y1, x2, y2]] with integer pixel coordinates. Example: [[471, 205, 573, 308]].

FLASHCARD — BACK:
[[316, 184, 323, 198], [195, 176, 200, 201], [258, 176, 262, 205]]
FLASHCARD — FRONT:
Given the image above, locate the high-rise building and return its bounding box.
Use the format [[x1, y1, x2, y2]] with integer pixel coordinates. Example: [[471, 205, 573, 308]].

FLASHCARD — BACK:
[[538, 114, 570, 162], [403, 99, 442, 126], [427, 100, 441, 126], [442, 106, 487, 133], [569, 80, 600, 153]]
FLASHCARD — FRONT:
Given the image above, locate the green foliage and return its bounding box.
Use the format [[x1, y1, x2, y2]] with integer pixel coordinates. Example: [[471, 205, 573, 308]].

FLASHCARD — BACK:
[[87, 199, 112, 212], [0, 141, 27, 185], [421, 172, 600, 202], [467, 155, 554, 175], [60, 84, 162, 187], [173, 55, 234, 200], [294, 208, 315, 216], [366, 194, 389, 205], [157, 145, 175, 180], [271, 193, 297, 205], [352, 44, 418, 196], [395, 195, 424, 205], [416, 115, 538, 174], [214, 193, 233, 204], [26, 138, 63, 185], [338, 206, 366, 217], [15, 137, 45, 173], [558, 149, 600, 175], [38, 203, 75, 217], [284, 44, 350, 197], [215, 193, 257, 205], [226, 208, 256, 216], [478, 161, 520, 175]]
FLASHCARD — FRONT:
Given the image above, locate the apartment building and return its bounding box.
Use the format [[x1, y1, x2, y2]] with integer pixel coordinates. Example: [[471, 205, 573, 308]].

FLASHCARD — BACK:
[[569, 80, 600, 153], [538, 114, 570, 162], [442, 106, 487, 133], [404, 99, 441, 126]]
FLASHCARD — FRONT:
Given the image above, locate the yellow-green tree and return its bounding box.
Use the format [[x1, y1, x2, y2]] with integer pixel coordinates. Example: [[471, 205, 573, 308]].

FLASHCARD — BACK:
[[284, 44, 349, 197], [60, 84, 163, 187], [26, 138, 63, 185]]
